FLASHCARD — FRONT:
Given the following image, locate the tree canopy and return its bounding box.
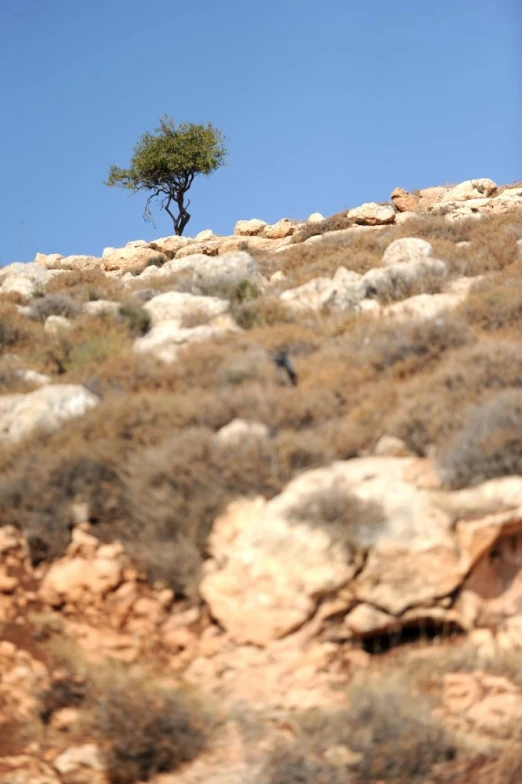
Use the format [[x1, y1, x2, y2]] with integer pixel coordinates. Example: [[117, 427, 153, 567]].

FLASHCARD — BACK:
[[106, 116, 227, 236]]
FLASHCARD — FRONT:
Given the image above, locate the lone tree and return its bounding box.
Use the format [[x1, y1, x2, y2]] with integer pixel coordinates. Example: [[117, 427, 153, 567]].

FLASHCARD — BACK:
[[105, 116, 227, 236]]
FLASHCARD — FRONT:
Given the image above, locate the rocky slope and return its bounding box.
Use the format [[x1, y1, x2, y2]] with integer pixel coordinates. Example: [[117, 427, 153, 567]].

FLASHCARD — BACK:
[[1, 179, 522, 783]]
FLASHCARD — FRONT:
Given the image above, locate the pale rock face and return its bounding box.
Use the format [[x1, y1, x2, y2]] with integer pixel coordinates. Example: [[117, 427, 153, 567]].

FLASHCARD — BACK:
[[35, 251, 65, 268], [190, 250, 263, 288], [83, 299, 121, 316], [234, 218, 268, 236], [430, 197, 491, 219], [264, 218, 296, 239], [384, 292, 463, 321], [143, 290, 230, 327], [200, 487, 359, 645], [280, 275, 366, 314], [363, 256, 447, 301], [44, 315, 73, 336], [102, 245, 167, 274], [348, 202, 396, 226], [195, 229, 215, 241], [0, 385, 99, 445], [53, 744, 104, 776], [212, 419, 269, 449], [440, 178, 497, 203], [373, 435, 414, 457], [306, 212, 325, 223], [175, 240, 221, 258], [382, 237, 434, 267], [52, 255, 101, 271], [133, 316, 239, 363], [0, 261, 52, 285], [417, 185, 448, 210], [149, 235, 190, 255], [39, 552, 123, 606], [390, 187, 419, 212], [0, 275, 37, 300]]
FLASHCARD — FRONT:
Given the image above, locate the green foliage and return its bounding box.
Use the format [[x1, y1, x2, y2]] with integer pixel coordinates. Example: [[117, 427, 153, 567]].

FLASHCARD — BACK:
[[106, 116, 227, 235]]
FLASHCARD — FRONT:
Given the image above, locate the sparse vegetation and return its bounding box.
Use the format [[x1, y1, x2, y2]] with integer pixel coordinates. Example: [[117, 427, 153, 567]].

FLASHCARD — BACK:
[[438, 389, 522, 488], [95, 679, 208, 784]]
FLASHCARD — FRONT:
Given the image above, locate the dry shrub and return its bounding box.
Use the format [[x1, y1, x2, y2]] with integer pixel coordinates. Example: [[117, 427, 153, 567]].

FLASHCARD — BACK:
[[459, 278, 522, 331], [0, 303, 41, 352], [287, 480, 384, 554], [362, 313, 472, 376], [395, 212, 521, 276], [94, 678, 208, 784], [39, 675, 87, 724], [27, 293, 82, 321], [45, 268, 125, 302], [231, 295, 295, 329], [261, 675, 455, 784], [347, 675, 455, 781], [260, 744, 345, 784], [278, 227, 393, 286], [291, 210, 353, 243], [389, 340, 522, 455], [117, 300, 151, 335], [438, 389, 522, 489], [44, 317, 133, 376]]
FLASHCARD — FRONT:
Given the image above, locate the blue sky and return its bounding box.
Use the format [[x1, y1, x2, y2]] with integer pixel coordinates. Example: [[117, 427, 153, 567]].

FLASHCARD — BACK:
[[0, 0, 520, 264]]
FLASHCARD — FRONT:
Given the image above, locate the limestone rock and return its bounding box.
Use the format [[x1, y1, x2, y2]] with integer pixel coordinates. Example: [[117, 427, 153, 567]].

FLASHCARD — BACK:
[[373, 435, 414, 457], [190, 250, 263, 288], [234, 218, 267, 236], [44, 315, 72, 336], [306, 212, 325, 224], [35, 251, 65, 268], [51, 255, 101, 271], [195, 229, 215, 241], [53, 744, 104, 776], [0, 262, 52, 285], [390, 187, 419, 212], [144, 290, 230, 326], [384, 292, 463, 321], [149, 235, 190, 255], [212, 419, 269, 449], [175, 240, 221, 258], [39, 550, 124, 607], [0, 385, 99, 445], [440, 178, 497, 203], [0, 276, 37, 301], [133, 316, 239, 363], [102, 245, 167, 274], [417, 186, 448, 210], [382, 237, 434, 267], [83, 299, 121, 317], [363, 256, 447, 301], [348, 202, 396, 226], [264, 219, 296, 239]]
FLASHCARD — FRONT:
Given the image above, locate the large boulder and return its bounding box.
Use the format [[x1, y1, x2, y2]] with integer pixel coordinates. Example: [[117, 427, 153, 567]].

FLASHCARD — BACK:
[[143, 290, 230, 326], [382, 237, 434, 267], [390, 187, 419, 213], [133, 316, 239, 363], [200, 457, 522, 645], [190, 250, 263, 288], [102, 245, 167, 274], [234, 218, 267, 236], [362, 256, 447, 300], [149, 235, 190, 256], [0, 262, 52, 285], [440, 178, 497, 203], [264, 219, 296, 239], [0, 385, 99, 444], [175, 240, 221, 259], [348, 202, 396, 226]]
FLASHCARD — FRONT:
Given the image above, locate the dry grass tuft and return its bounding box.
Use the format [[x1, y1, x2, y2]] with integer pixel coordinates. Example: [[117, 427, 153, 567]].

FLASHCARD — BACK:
[[438, 389, 522, 488]]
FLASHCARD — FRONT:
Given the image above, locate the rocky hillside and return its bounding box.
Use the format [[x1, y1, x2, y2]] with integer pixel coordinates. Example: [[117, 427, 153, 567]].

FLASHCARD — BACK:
[[1, 178, 522, 783]]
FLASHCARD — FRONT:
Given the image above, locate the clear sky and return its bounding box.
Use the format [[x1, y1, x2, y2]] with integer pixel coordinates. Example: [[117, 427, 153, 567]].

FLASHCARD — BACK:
[[0, 0, 520, 264]]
